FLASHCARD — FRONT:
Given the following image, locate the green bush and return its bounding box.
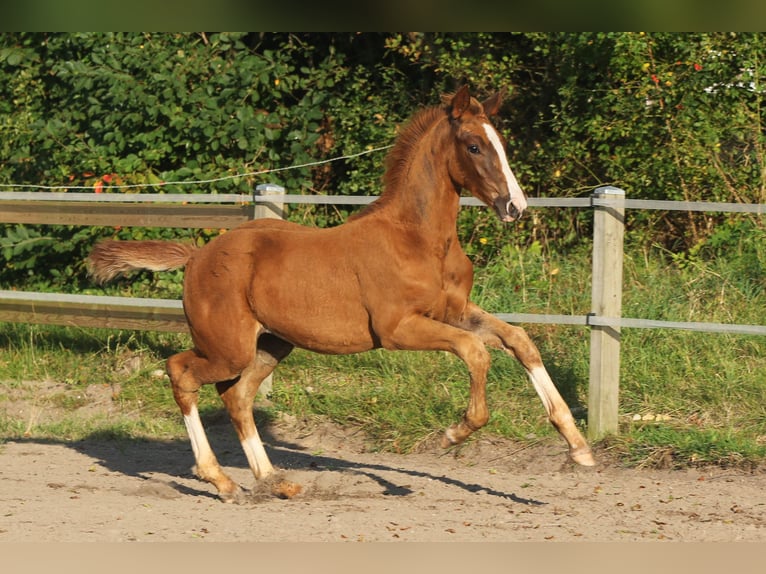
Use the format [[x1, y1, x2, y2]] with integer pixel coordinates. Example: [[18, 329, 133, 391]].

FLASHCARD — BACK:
[[0, 33, 420, 289], [1, 33, 764, 292]]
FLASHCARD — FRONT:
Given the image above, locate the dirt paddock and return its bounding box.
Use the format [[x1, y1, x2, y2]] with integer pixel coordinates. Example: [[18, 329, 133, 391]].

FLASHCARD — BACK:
[[1, 408, 765, 543]]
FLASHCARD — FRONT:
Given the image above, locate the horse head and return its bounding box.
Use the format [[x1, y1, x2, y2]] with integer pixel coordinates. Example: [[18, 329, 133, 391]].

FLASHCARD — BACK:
[[445, 85, 527, 222]]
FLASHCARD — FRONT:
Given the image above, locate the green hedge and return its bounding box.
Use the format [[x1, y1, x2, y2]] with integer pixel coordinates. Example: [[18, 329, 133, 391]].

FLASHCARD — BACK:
[[1, 33, 764, 291]]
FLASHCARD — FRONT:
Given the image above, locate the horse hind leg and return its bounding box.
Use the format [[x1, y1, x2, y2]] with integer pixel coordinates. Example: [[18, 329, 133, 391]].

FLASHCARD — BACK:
[[216, 334, 294, 487], [167, 349, 247, 503], [461, 303, 595, 467]]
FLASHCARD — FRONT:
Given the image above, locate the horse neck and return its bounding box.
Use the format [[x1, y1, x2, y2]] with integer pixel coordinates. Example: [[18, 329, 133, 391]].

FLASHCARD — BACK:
[[377, 120, 461, 241]]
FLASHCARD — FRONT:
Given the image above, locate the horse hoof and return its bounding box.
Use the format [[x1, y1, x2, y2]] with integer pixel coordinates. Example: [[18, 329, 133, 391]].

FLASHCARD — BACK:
[[570, 447, 596, 467], [271, 479, 302, 500], [219, 486, 249, 504], [440, 425, 462, 448]]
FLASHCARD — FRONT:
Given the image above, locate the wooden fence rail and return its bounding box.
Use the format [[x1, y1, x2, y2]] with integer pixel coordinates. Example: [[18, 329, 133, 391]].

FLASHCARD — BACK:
[[1, 186, 764, 437]]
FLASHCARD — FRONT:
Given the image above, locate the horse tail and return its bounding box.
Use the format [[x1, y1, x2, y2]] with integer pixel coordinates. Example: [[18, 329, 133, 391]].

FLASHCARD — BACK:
[[86, 240, 197, 284]]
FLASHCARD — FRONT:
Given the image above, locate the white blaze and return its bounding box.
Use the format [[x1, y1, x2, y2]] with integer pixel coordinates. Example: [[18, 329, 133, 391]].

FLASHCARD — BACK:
[[482, 123, 527, 217]]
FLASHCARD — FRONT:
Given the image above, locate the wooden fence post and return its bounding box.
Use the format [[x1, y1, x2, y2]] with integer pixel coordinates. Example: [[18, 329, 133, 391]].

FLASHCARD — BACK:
[[253, 183, 286, 220], [253, 183, 286, 398], [588, 186, 625, 439]]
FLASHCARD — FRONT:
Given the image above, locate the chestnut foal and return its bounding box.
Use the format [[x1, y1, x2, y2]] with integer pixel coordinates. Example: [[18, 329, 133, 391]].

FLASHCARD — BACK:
[[88, 86, 594, 502]]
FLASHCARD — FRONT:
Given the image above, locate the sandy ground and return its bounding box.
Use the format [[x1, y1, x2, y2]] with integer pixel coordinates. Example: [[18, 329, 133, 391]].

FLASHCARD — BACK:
[[2, 399, 765, 543]]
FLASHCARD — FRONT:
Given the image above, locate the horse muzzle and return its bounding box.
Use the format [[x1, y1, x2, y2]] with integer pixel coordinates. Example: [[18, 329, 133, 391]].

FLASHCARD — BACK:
[[493, 195, 526, 222]]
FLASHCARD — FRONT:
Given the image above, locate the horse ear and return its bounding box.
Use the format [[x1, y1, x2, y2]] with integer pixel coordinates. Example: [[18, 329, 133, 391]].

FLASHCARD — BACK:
[[449, 85, 472, 119], [482, 87, 507, 117]]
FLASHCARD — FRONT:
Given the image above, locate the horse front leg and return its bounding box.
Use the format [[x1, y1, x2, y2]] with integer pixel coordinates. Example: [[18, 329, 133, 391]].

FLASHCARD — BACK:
[[441, 336, 491, 447], [460, 302, 595, 466], [383, 314, 492, 447]]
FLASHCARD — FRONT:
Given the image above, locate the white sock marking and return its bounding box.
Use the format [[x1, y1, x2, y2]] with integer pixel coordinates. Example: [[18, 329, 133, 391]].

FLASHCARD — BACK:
[[183, 405, 214, 465], [241, 432, 274, 480], [527, 366, 555, 416]]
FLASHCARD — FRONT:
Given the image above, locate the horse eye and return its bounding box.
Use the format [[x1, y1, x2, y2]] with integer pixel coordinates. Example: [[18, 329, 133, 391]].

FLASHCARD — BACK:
[[468, 144, 480, 154]]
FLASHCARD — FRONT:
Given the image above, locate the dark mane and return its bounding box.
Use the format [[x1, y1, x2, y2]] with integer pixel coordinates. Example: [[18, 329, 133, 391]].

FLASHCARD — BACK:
[[349, 105, 445, 221]]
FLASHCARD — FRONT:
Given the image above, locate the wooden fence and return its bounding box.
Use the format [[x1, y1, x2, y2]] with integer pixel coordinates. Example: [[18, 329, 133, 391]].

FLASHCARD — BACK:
[[1, 186, 764, 438]]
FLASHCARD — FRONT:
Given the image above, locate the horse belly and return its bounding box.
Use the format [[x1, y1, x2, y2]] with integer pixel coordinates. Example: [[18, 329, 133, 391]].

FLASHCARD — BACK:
[[250, 262, 375, 355], [260, 301, 375, 355]]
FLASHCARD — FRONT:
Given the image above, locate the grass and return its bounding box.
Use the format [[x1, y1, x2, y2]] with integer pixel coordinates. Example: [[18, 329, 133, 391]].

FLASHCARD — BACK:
[[1, 239, 765, 469], [0, 325, 189, 440]]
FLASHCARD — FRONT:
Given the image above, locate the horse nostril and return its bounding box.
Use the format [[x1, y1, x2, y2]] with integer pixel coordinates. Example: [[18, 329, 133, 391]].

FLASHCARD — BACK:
[[506, 200, 523, 221]]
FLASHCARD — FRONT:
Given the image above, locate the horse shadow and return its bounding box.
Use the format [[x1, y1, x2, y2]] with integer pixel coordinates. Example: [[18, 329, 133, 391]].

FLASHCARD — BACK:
[[15, 409, 546, 506], [544, 361, 589, 420]]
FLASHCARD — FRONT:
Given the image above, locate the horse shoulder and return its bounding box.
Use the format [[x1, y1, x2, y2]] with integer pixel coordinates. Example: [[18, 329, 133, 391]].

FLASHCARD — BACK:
[[429, 239, 472, 319], [443, 238, 474, 287]]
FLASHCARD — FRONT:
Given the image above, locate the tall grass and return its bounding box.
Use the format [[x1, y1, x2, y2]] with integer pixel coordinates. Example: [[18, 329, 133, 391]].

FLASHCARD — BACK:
[[1, 236, 764, 469]]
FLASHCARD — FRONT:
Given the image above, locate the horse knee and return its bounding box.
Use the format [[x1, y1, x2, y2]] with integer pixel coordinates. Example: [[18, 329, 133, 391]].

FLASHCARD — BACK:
[[166, 352, 214, 417], [167, 353, 198, 390], [457, 336, 491, 374]]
